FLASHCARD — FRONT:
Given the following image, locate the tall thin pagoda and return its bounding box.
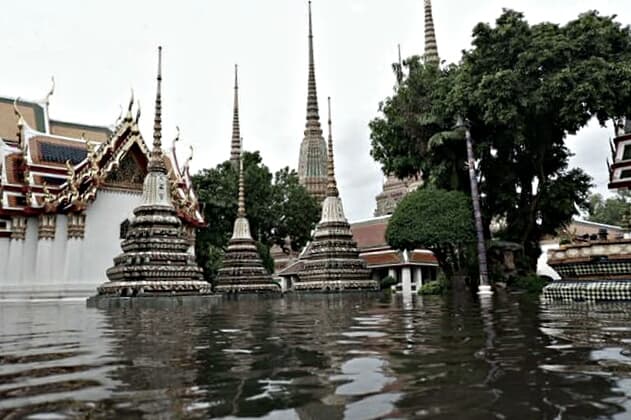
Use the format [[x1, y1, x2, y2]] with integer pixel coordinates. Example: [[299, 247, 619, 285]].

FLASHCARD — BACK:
[[229, 64, 241, 165], [297, 1, 327, 202], [287, 98, 378, 292], [215, 153, 280, 293], [97, 47, 210, 297]]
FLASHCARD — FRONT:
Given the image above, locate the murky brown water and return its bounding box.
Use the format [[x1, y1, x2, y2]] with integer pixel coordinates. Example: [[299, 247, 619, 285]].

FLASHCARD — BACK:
[[1, 292, 631, 419]]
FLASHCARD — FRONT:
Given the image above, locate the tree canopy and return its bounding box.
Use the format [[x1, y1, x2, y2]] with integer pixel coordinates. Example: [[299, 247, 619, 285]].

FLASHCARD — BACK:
[[588, 190, 631, 226], [192, 152, 321, 280], [371, 10, 631, 269], [387, 187, 475, 277]]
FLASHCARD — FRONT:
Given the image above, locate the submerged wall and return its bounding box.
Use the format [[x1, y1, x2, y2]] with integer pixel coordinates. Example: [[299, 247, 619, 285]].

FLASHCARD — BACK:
[[0, 190, 141, 299]]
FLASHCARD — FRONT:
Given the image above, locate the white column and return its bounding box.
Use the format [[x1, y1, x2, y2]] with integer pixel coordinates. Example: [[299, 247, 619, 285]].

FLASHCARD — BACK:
[[63, 238, 82, 285], [414, 267, 424, 289], [401, 266, 412, 295], [22, 218, 38, 285], [0, 238, 9, 283], [7, 239, 24, 283], [388, 268, 397, 280]]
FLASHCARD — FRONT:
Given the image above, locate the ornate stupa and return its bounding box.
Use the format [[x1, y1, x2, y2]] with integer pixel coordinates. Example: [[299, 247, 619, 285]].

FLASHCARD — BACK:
[[215, 154, 280, 293], [288, 98, 378, 292], [97, 47, 210, 297], [297, 1, 328, 202]]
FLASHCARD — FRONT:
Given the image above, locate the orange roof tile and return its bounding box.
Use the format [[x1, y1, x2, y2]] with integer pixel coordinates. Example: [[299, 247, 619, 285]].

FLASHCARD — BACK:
[[361, 252, 402, 266], [351, 218, 389, 250]]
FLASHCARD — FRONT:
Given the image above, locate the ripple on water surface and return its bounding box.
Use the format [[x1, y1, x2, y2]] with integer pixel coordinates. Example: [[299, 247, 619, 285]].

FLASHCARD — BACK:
[[1, 294, 631, 418]]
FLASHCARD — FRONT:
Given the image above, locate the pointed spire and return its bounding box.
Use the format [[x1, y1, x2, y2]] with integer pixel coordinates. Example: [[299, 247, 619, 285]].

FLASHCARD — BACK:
[[238, 154, 246, 217], [395, 44, 404, 85], [148, 46, 167, 173], [230, 64, 242, 164], [424, 0, 440, 68], [326, 97, 338, 197], [305, 1, 322, 134]]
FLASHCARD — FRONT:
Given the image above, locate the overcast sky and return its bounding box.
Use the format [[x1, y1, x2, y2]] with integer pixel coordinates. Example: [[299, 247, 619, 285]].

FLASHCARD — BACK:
[[1, 0, 629, 221]]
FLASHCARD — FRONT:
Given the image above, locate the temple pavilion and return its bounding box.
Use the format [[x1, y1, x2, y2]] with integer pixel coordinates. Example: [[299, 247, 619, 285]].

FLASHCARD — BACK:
[[0, 60, 204, 299], [96, 47, 209, 297], [279, 98, 378, 292]]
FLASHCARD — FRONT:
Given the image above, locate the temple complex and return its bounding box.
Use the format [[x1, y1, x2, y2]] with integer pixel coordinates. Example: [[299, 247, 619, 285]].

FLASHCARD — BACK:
[[297, 1, 328, 202], [97, 47, 209, 297], [280, 98, 378, 292], [0, 54, 204, 299], [373, 0, 439, 216], [215, 156, 280, 293]]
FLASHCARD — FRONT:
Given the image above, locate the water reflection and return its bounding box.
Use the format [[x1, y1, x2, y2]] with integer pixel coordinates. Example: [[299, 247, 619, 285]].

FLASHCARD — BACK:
[[1, 294, 631, 418]]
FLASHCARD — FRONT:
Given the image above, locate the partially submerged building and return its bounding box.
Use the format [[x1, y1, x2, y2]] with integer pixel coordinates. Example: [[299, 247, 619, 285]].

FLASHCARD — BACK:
[[0, 79, 203, 298]]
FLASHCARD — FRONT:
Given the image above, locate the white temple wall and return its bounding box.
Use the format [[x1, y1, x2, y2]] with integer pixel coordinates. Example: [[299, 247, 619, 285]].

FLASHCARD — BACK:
[[81, 190, 141, 287], [22, 218, 38, 285], [0, 191, 141, 299], [52, 215, 68, 283], [0, 238, 9, 282], [6, 240, 24, 286]]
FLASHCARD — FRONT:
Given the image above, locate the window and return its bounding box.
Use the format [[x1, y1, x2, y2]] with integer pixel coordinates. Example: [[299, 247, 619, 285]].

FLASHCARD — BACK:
[[620, 169, 631, 179], [623, 144, 631, 161]]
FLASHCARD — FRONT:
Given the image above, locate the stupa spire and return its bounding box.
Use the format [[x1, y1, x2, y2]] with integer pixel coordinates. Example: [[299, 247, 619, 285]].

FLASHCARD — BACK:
[[305, 1, 321, 130], [238, 155, 246, 217], [424, 0, 440, 67], [148, 46, 167, 173], [230, 64, 241, 164], [326, 97, 338, 197]]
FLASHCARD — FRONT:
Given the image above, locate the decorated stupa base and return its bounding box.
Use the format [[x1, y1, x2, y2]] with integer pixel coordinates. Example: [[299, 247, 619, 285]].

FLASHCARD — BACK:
[[543, 279, 631, 302], [214, 237, 281, 294], [96, 280, 212, 297]]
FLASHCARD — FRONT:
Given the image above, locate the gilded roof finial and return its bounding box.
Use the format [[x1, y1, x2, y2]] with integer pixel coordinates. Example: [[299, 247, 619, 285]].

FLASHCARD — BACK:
[[172, 125, 181, 151], [135, 101, 141, 124], [230, 64, 241, 164], [148, 46, 167, 173], [13, 97, 25, 147], [424, 0, 440, 67], [326, 96, 338, 197], [238, 153, 246, 217], [125, 89, 135, 122], [44, 76, 55, 106]]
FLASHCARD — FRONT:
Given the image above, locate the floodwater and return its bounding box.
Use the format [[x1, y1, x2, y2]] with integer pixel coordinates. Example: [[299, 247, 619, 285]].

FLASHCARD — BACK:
[[1, 293, 631, 419]]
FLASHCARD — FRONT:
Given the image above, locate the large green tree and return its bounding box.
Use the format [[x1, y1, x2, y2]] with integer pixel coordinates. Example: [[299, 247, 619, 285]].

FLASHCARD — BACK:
[[387, 188, 475, 279], [371, 10, 631, 270], [588, 190, 631, 226], [192, 152, 320, 280]]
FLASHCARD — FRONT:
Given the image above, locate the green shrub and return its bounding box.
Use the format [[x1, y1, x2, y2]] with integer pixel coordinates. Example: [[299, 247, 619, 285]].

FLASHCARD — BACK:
[[380, 275, 397, 290], [510, 274, 549, 293], [419, 280, 445, 295]]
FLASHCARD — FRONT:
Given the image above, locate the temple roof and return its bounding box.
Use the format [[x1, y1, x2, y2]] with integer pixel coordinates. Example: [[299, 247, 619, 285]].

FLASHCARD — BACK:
[[0, 89, 204, 226]]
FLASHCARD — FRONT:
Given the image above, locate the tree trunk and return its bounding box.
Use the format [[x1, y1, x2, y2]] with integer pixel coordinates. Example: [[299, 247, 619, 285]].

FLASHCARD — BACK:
[[465, 126, 490, 288]]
